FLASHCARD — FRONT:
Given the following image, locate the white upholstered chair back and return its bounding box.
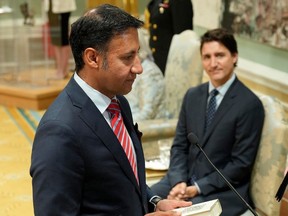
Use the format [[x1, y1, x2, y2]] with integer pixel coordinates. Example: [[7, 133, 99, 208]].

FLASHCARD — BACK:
[[251, 94, 288, 216], [164, 30, 203, 118]]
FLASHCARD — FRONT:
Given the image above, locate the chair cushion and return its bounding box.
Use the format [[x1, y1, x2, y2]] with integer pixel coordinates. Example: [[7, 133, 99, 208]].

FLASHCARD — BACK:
[[251, 94, 288, 215], [164, 30, 203, 118]]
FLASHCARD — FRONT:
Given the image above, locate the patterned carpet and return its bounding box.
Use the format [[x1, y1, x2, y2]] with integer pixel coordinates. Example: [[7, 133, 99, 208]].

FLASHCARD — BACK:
[[0, 106, 44, 216]]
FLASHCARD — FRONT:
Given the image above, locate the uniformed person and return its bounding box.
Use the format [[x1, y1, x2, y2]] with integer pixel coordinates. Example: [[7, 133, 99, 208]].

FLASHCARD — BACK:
[[145, 0, 193, 74]]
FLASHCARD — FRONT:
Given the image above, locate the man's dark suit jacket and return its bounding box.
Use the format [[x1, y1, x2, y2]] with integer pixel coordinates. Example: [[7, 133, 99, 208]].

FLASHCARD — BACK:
[[160, 77, 264, 216], [30, 77, 155, 215]]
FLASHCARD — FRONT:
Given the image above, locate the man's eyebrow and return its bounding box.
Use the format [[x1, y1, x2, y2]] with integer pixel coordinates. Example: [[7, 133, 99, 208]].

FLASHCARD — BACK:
[[202, 53, 211, 57], [122, 49, 138, 56], [215, 51, 225, 55]]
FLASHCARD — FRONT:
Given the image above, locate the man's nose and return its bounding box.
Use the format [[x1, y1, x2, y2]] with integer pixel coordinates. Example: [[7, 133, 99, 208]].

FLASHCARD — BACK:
[[210, 57, 218, 67], [131, 56, 143, 74]]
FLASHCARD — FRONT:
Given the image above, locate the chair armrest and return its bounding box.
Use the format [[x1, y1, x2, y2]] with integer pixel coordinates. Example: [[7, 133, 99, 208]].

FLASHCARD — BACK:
[[137, 118, 177, 142]]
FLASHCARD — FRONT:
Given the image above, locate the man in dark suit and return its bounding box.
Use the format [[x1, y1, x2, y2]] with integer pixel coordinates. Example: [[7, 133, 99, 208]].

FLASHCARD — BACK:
[[146, 0, 193, 74], [30, 4, 191, 216], [151, 28, 265, 216]]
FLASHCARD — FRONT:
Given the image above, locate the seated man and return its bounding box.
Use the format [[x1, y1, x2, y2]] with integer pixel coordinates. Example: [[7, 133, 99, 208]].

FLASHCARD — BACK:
[[126, 28, 165, 122], [151, 28, 265, 216]]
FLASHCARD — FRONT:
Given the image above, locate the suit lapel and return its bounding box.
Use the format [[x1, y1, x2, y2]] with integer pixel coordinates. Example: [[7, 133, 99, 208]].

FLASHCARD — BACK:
[[196, 84, 210, 142], [201, 79, 239, 147], [120, 107, 147, 207], [118, 99, 146, 193], [66, 78, 141, 191]]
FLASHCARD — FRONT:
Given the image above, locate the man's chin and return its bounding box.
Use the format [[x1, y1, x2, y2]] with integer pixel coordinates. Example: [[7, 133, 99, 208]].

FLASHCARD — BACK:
[[122, 87, 133, 95]]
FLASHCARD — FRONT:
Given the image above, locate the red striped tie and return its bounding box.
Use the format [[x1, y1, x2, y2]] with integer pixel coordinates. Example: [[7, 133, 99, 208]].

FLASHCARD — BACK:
[[107, 99, 138, 183]]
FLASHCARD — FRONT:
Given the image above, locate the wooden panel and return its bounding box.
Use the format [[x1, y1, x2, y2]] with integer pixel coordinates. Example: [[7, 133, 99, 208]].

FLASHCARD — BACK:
[[280, 189, 288, 216], [87, 0, 123, 8], [86, 0, 138, 16], [0, 70, 70, 110]]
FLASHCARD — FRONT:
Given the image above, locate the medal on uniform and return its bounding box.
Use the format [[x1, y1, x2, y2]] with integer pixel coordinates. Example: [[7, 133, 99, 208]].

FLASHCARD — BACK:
[[159, 0, 169, 14]]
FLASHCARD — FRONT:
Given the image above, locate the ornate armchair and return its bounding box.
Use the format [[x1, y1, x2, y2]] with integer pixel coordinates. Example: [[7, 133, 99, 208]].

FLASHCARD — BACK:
[[139, 30, 203, 145], [164, 30, 203, 118], [251, 94, 288, 216]]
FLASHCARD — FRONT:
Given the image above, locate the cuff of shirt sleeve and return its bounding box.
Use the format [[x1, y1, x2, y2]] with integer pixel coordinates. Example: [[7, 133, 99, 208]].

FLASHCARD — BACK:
[[194, 181, 201, 194], [149, 195, 163, 211]]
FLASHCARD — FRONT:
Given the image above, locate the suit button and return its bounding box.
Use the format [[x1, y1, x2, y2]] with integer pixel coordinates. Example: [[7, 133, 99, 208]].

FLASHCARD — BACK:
[[152, 36, 157, 41], [151, 48, 156, 53], [153, 24, 157, 29]]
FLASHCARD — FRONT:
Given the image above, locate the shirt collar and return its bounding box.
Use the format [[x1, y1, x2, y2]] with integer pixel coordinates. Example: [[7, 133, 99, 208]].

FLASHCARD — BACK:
[[73, 72, 114, 114], [208, 73, 236, 96]]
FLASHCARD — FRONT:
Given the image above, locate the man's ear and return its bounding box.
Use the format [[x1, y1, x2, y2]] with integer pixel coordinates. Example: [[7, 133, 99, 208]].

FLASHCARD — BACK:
[[232, 52, 238, 65], [83, 48, 99, 68]]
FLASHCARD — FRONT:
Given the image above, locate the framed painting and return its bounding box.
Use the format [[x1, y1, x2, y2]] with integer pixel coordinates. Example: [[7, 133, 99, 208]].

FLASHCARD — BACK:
[[193, 0, 288, 50], [221, 0, 288, 50]]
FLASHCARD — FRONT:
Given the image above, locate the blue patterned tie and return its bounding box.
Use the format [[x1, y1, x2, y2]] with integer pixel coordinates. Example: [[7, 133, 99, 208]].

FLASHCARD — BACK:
[[205, 89, 219, 131]]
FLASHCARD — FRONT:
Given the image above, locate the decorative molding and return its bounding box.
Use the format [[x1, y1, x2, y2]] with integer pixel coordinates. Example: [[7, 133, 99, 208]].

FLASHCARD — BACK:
[[236, 58, 288, 95]]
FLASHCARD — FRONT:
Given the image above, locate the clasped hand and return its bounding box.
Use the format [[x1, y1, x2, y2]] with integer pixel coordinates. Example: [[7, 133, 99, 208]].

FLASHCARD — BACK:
[[144, 182, 195, 215], [167, 182, 198, 200]]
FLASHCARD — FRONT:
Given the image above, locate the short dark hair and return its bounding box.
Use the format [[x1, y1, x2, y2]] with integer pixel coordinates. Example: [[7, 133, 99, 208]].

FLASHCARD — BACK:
[[69, 4, 144, 72], [200, 28, 238, 67]]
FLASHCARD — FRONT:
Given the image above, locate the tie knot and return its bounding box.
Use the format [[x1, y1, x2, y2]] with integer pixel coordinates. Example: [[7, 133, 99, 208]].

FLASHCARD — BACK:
[[107, 99, 120, 116], [210, 89, 219, 97]]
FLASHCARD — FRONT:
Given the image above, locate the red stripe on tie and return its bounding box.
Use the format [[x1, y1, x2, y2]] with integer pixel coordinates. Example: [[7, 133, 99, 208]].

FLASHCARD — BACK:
[[107, 99, 139, 184]]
